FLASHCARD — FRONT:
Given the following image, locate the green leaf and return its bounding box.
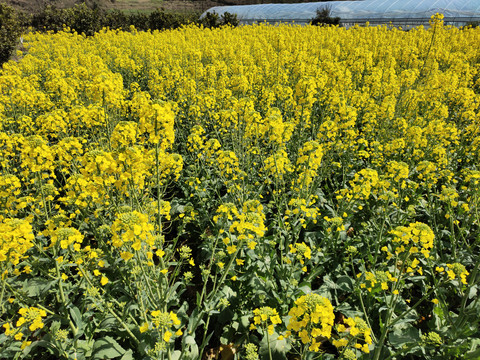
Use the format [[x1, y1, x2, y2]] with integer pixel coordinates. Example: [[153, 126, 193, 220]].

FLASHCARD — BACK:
[[323, 275, 339, 290], [69, 306, 85, 338], [337, 275, 354, 292], [120, 349, 133, 360], [49, 320, 61, 333], [23, 278, 53, 297], [77, 339, 94, 357], [468, 285, 477, 299], [92, 336, 125, 359], [184, 335, 196, 345], [389, 327, 420, 348], [95, 316, 117, 332], [259, 333, 291, 360], [465, 348, 480, 359], [171, 350, 182, 360], [239, 315, 251, 330], [22, 340, 58, 357], [298, 282, 312, 295]]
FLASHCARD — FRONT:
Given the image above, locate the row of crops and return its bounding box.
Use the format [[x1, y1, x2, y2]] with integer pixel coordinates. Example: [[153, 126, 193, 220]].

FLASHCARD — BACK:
[[1, 15, 479, 359]]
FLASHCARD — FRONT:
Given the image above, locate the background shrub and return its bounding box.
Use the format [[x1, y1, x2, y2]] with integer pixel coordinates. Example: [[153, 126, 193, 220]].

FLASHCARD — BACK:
[[64, 3, 102, 36], [30, 5, 67, 33], [0, 3, 23, 65], [311, 6, 340, 26], [30, 4, 206, 33], [103, 9, 129, 30], [201, 11, 239, 28], [148, 9, 197, 31], [221, 11, 239, 27]]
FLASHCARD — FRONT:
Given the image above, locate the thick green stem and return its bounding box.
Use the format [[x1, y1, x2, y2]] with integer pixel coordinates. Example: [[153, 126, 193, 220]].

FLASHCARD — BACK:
[[54, 248, 78, 337], [107, 306, 140, 345], [351, 260, 377, 342], [198, 236, 219, 306], [136, 251, 160, 307], [0, 269, 6, 313], [373, 215, 386, 265], [372, 293, 396, 360], [266, 326, 273, 360], [37, 172, 50, 220], [198, 314, 211, 360]]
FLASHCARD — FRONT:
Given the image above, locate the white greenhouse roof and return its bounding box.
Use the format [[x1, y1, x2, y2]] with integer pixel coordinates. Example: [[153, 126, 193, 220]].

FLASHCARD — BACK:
[[201, 0, 480, 26]]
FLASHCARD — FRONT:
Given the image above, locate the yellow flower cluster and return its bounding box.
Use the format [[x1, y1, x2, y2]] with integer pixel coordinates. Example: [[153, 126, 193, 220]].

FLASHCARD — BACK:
[[287, 242, 312, 272], [0, 18, 479, 358], [3, 306, 47, 350], [285, 197, 320, 228], [111, 210, 155, 258], [144, 310, 182, 343], [0, 218, 34, 266], [286, 294, 335, 352], [359, 270, 398, 293], [50, 227, 84, 250], [263, 148, 293, 182], [437, 263, 470, 285], [0, 174, 22, 218], [16, 306, 47, 331], [332, 316, 372, 354], [214, 200, 266, 251], [294, 140, 323, 191], [386, 222, 435, 259], [250, 306, 282, 335]]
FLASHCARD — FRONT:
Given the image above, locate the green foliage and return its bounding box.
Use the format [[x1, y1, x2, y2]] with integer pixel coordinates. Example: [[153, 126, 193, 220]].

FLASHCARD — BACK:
[[63, 3, 103, 36], [310, 6, 340, 27], [221, 12, 239, 27], [103, 9, 129, 30], [29, 4, 203, 34], [201, 11, 239, 28], [0, 3, 22, 65], [148, 9, 197, 31], [30, 5, 68, 33]]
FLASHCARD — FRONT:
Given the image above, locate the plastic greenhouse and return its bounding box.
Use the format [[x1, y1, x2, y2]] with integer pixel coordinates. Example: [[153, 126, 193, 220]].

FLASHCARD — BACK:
[[201, 0, 480, 27]]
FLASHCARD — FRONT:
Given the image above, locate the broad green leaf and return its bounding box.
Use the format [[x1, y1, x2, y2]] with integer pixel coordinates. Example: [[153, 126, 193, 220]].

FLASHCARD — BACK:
[[171, 350, 182, 360], [184, 335, 196, 345], [69, 306, 85, 338], [337, 275, 354, 292], [23, 278, 53, 297], [120, 349, 133, 360], [389, 327, 420, 347], [92, 336, 125, 359], [259, 333, 290, 360]]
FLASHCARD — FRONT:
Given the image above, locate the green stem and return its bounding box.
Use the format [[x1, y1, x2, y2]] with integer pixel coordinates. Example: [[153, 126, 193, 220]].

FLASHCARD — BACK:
[[0, 265, 6, 313], [266, 326, 273, 360], [372, 292, 397, 360], [458, 247, 480, 322], [136, 251, 160, 307], [197, 236, 219, 306], [77, 263, 140, 345], [208, 245, 241, 301], [107, 306, 140, 345], [351, 260, 377, 342], [54, 248, 78, 336], [373, 214, 386, 265], [390, 285, 438, 329], [198, 314, 211, 360], [37, 172, 50, 220]]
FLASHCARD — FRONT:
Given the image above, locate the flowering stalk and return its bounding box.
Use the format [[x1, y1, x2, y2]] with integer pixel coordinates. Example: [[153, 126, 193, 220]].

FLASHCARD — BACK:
[[76, 263, 140, 345]]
